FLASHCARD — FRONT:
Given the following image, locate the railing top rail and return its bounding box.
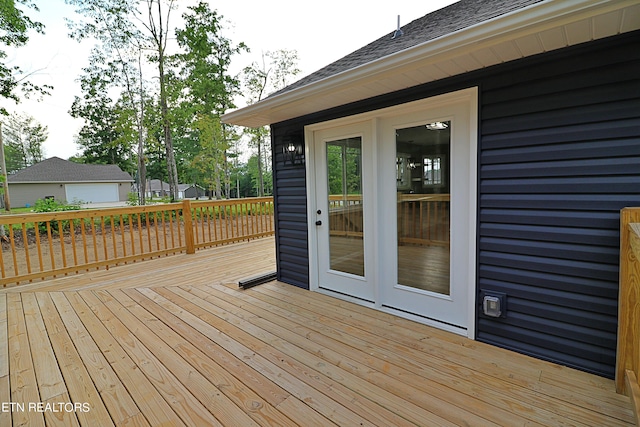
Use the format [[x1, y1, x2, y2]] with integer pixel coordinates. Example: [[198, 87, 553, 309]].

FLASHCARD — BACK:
[[0, 203, 184, 224], [189, 197, 273, 207], [328, 195, 363, 201], [0, 197, 274, 225], [398, 193, 450, 202]]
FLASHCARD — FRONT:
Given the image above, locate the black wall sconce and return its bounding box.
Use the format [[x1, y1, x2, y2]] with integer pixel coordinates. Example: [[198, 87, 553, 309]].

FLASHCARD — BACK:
[[282, 134, 304, 167]]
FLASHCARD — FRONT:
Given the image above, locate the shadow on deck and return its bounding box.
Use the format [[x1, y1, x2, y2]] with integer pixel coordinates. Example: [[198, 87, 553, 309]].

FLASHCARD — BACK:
[[0, 237, 634, 426]]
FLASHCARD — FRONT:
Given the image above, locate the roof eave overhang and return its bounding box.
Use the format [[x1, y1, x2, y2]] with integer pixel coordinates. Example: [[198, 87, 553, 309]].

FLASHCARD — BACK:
[[8, 180, 134, 184], [222, 0, 640, 128]]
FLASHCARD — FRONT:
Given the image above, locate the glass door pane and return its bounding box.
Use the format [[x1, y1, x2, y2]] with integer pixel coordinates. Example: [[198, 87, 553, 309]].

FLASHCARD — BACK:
[[396, 122, 451, 294], [326, 137, 364, 276]]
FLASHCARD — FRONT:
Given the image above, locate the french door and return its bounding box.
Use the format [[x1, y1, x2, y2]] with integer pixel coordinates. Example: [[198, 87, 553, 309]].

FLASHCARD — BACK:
[[313, 122, 376, 302], [309, 89, 477, 335]]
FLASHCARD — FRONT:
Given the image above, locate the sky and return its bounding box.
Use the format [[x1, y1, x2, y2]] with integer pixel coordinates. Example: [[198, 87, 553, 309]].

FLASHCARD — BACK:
[[5, 0, 458, 160]]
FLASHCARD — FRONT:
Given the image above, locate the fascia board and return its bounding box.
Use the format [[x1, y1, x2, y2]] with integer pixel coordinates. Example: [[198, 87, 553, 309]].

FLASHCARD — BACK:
[[222, 0, 637, 128]]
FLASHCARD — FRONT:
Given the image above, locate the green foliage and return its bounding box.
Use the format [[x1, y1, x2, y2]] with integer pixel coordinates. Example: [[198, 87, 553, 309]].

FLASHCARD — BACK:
[[174, 1, 247, 116], [64, 0, 286, 202], [242, 50, 300, 197], [243, 50, 300, 104], [0, 0, 52, 114], [33, 197, 82, 234], [3, 111, 47, 173], [327, 140, 362, 196], [170, 1, 248, 199], [246, 154, 272, 196], [126, 191, 138, 206], [69, 53, 136, 173], [189, 115, 228, 198], [33, 197, 81, 213], [66, 0, 150, 202]]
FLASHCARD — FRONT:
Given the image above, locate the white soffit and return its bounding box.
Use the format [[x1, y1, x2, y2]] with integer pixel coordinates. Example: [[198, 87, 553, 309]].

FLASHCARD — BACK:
[[222, 0, 640, 128]]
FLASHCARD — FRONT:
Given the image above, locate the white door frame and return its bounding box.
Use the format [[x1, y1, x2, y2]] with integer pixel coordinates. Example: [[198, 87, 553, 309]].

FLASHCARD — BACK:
[[305, 87, 478, 337], [312, 122, 377, 303]]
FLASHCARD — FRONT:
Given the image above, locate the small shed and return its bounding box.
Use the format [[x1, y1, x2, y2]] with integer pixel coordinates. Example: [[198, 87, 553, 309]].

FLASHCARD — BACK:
[[180, 184, 206, 199], [223, 0, 640, 379], [7, 157, 133, 207]]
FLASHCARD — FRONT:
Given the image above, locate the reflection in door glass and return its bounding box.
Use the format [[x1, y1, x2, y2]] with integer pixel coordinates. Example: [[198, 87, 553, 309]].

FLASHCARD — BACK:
[[327, 137, 364, 276], [396, 122, 450, 294]]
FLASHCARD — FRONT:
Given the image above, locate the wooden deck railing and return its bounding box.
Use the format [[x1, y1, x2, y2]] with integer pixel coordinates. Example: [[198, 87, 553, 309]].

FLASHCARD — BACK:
[[327, 194, 450, 246], [0, 197, 274, 287], [328, 195, 363, 237], [398, 194, 450, 246], [618, 207, 640, 424]]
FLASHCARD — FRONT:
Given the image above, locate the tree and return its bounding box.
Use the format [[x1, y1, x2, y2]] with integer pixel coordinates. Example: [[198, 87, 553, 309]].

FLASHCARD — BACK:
[[0, 0, 52, 114], [188, 114, 227, 197], [173, 1, 247, 199], [141, 94, 166, 185], [2, 111, 46, 172], [66, 0, 149, 203], [243, 50, 300, 196], [137, 0, 179, 201], [69, 60, 136, 173], [327, 141, 361, 196]]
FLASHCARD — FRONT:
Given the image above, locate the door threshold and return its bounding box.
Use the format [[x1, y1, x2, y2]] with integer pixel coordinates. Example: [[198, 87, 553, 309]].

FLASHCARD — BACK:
[[317, 287, 375, 306], [315, 287, 470, 338], [381, 305, 469, 337]]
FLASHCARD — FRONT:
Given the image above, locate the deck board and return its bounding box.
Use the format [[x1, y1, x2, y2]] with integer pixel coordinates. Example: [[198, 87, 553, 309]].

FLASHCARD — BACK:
[[0, 293, 10, 427], [0, 237, 633, 426], [7, 292, 46, 427], [62, 291, 182, 427], [119, 287, 298, 427]]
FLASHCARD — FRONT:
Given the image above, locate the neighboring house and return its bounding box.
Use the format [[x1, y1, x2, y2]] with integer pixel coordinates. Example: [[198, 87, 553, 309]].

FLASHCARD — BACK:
[[223, 0, 640, 379], [7, 157, 133, 207], [146, 179, 170, 199], [180, 183, 206, 199], [144, 179, 205, 199]]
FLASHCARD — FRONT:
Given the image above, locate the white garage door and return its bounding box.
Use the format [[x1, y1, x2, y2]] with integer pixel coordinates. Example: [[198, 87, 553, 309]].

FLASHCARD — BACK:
[[65, 183, 119, 204]]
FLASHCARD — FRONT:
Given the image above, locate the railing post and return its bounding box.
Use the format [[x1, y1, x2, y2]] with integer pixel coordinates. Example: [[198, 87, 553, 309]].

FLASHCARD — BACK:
[[183, 199, 195, 254], [617, 208, 640, 395]]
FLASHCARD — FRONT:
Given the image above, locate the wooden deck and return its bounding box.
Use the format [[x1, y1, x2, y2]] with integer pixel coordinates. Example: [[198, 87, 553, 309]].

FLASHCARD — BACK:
[[0, 237, 634, 426]]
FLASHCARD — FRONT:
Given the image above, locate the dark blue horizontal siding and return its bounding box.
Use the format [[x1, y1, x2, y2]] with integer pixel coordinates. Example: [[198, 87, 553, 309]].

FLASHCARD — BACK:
[[482, 99, 639, 135], [479, 265, 619, 301], [270, 31, 640, 377], [480, 237, 618, 264], [478, 323, 615, 376], [480, 223, 619, 246], [482, 119, 640, 151], [270, 128, 309, 289], [480, 194, 639, 210], [477, 31, 640, 378]]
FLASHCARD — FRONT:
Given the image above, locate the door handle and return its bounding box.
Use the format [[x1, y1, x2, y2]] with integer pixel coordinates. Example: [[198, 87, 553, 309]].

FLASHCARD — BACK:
[[315, 220, 322, 226]]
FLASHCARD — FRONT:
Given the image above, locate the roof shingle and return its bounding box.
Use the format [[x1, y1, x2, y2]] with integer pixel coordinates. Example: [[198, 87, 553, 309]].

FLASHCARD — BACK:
[[7, 157, 133, 183], [271, 0, 544, 97]]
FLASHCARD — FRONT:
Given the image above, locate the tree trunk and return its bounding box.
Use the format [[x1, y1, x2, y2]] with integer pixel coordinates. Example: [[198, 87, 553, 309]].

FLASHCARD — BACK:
[[155, 1, 179, 202], [215, 163, 222, 199], [136, 49, 146, 205], [257, 134, 264, 197], [160, 73, 178, 201], [137, 135, 146, 205]]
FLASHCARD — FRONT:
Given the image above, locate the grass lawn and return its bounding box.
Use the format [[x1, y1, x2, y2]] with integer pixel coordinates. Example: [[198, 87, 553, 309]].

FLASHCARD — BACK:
[[0, 207, 34, 215]]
